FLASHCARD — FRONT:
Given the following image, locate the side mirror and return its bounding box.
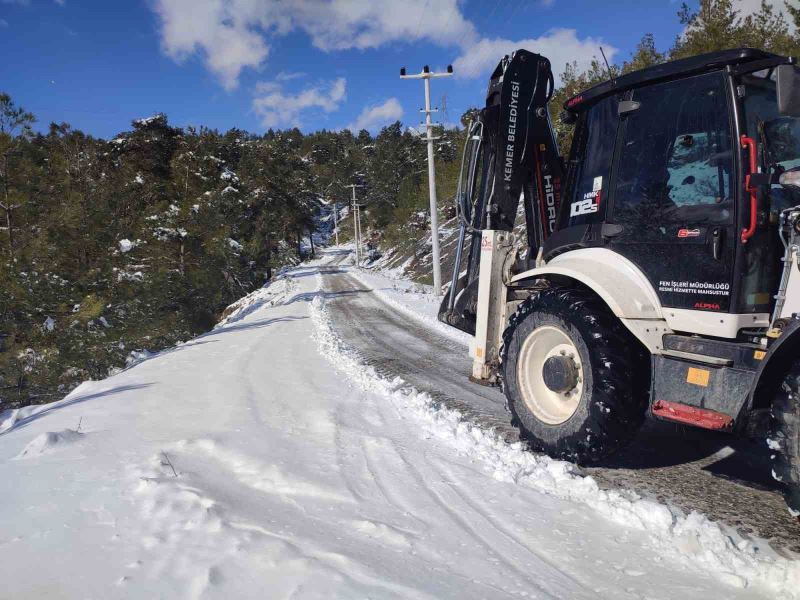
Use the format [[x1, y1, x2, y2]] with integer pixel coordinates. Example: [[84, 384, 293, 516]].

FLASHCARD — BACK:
[[776, 64, 800, 117]]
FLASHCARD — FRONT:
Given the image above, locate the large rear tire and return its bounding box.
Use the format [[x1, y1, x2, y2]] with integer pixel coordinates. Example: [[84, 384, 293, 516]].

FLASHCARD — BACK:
[[769, 360, 800, 517], [501, 287, 648, 464]]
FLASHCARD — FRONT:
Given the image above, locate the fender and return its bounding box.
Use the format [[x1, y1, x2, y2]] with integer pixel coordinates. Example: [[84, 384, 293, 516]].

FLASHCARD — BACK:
[[749, 315, 800, 410], [510, 248, 663, 319]]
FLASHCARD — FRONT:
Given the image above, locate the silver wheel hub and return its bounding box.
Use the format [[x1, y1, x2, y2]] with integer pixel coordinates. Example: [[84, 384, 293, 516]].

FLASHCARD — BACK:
[[517, 325, 583, 425]]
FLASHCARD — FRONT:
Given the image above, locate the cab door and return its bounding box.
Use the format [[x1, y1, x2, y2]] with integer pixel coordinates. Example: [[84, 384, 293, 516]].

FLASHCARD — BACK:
[[607, 71, 737, 313]]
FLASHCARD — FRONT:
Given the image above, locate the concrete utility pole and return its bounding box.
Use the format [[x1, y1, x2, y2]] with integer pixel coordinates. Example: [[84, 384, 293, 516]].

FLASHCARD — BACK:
[[355, 204, 364, 266], [400, 63, 453, 296], [332, 202, 339, 246], [345, 184, 363, 266]]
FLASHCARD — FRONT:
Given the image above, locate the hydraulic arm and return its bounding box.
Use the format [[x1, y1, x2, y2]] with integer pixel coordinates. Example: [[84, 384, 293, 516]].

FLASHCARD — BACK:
[[440, 49, 563, 334]]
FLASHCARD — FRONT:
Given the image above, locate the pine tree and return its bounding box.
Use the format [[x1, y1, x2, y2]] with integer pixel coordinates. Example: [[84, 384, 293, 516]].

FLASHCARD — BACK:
[[0, 93, 35, 257]]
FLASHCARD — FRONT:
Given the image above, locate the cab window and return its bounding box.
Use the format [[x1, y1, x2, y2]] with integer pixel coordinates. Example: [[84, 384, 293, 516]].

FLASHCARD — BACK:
[[559, 96, 618, 228], [612, 72, 734, 226]]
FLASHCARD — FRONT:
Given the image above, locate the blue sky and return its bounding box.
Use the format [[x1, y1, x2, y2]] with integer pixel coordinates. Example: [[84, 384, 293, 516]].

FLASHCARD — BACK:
[[0, 0, 784, 138]]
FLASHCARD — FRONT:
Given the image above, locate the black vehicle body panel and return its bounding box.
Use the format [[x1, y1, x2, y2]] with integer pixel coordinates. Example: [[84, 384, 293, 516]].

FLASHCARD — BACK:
[[563, 48, 777, 113]]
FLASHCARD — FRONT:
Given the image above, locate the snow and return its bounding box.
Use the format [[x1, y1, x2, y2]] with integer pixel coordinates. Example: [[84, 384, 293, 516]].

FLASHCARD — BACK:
[[133, 115, 162, 127], [116, 269, 144, 283], [43, 316, 55, 331], [220, 169, 239, 183], [0, 249, 797, 598], [153, 227, 188, 241], [118, 239, 141, 253], [15, 429, 84, 459], [351, 268, 470, 346]]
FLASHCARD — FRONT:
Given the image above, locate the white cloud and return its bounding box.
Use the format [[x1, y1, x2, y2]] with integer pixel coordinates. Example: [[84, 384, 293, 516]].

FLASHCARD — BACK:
[[253, 77, 346, 128], [153, 0, 271, 90], [346, 98, 403, 132], [151, 0, 477, 89], [151, 0, 616, 93], [453, 29, 617, 84], [734, 0, 798, 29], [282, 0, 477, 52], [275, 71, 306, 82]]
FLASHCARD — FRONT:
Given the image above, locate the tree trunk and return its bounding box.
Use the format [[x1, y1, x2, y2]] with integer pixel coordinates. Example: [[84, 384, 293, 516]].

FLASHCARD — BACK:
[[296, 231, 302, 260], [4, 206, 11, 254], [2, 154, 12, 256], [309, 228, 315, 258]]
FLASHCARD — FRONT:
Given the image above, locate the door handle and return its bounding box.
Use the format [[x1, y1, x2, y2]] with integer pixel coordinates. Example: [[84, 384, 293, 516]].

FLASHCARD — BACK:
[[740, 135, 758, 243], [712, 227, 722, 260]]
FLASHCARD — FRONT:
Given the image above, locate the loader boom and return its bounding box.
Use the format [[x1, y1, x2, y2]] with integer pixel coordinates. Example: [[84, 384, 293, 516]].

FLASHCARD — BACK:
[[440, 50, 563, 334]]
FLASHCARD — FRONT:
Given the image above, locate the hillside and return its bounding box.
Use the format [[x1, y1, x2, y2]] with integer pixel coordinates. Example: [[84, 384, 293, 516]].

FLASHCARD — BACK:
[[0, 99, 464, 412]]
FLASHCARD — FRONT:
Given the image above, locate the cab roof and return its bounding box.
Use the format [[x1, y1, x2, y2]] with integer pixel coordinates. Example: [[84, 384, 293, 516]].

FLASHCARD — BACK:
[[564, 48, 786, 111]]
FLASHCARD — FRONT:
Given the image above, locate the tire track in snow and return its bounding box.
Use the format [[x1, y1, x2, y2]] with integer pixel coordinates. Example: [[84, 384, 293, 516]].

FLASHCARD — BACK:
[[368, 388, 594, 600], [321, 263, 800, 554], [310, 262, 800, 599]]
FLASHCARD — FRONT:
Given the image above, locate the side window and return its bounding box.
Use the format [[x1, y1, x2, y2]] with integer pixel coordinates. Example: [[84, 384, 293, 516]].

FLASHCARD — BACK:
[[613, 73, 734, 226], [560, 96, 618, 228]]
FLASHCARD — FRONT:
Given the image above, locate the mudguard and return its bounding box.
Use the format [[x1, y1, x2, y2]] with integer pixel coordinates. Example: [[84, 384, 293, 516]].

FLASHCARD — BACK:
[[750, 315, 800, 410], [509, 248, 663, 320]]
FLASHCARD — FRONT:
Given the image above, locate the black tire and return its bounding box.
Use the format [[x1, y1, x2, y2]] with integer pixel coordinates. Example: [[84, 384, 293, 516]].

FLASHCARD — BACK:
[[768, 360, 800, 517], [501, 287, 648, 464]]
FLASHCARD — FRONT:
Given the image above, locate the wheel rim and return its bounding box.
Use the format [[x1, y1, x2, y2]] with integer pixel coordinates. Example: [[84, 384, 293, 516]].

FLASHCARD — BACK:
[[517, 325, 583, 425]]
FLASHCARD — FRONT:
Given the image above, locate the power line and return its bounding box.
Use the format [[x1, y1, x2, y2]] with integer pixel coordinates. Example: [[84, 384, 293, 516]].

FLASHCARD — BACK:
[[414, 0, 431, 39]]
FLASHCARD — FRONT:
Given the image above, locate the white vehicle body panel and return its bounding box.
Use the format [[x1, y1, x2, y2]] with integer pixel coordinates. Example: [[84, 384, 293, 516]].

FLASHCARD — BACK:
[[663, 308, 769, 338], [510, 247, 770, 346], [778, 244, 800, 319], [510, 248, 663, 320]]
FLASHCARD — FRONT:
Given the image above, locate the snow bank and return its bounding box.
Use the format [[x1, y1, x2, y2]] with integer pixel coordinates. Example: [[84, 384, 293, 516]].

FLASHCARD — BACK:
[[309, 277, 800, 599], [216, 271, 305, 327], [15, 429, 84, 459]]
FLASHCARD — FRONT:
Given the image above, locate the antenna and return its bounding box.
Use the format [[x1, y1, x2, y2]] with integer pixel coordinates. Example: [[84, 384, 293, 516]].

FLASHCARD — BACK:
[[599, 46, 615, 85]]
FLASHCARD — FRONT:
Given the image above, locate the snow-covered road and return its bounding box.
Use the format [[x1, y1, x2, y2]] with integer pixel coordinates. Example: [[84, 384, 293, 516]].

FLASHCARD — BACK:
[[0, 249, 798, 598], [323, 258, 800, 553]]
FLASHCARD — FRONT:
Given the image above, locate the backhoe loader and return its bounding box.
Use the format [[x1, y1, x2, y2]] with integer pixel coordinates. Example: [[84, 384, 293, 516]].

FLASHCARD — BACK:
[[439, 48, 800, 516]]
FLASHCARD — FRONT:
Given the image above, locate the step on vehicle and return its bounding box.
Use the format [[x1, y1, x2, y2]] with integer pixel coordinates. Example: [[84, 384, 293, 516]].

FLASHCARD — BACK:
[[439, 48, 800, 517]]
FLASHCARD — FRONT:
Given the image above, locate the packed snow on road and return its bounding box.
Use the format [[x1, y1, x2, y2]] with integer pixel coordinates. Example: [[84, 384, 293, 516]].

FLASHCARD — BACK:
[[1, 249, 799, 599]]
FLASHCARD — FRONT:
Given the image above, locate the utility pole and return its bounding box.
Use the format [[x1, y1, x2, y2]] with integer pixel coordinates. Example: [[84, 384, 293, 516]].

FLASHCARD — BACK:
[[355, 204, 364, 266], [401, 63, 453, 296], [345, 184, 363, 266], [332, 202, 339, 246]]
